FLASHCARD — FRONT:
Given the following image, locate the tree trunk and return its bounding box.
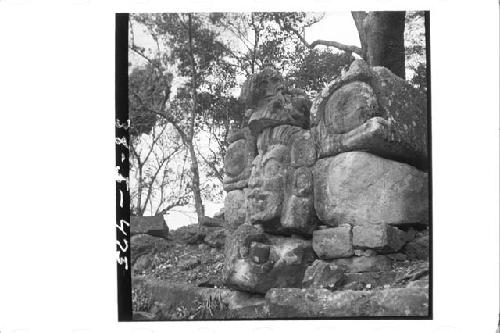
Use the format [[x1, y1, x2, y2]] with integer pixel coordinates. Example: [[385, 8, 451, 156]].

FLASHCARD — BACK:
[[352, 11, 406, 79], [187, 14, 205, 224], [187, 141, 205, 222], [136, 161, 143, 216]]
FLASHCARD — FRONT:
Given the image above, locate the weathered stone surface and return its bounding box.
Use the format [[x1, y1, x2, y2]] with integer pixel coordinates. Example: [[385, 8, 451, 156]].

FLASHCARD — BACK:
[[204, 228, 227, 249], [404, 234, 430, 260], [223, 224, 315, 294], [302, 260, 346, 290], [353, 224, 407, 253], [407, 279, 429, 289], [311, 59, 428, 169], [313, 152, 429, 226], [246, 128, 317, 235], [333, 255, 392, 273], [179, 225, 206, 245], [290, 131, 317, 167], [223, 128, 256, 191], [224, 189, 247, 228], [323, 81, 379, 134], [133, 277, 268, 319], [266, 287, 429, 317], [340, 271, 397, 291], [200, 216, 224, 227], [239, 67, 311, 136], [247, 92, 310, 135], [312, 225, 354, 259], [395, 262, 429, 284], [178, 256, 200, 271], [133, 311, 158, 320], [131, 215, 169, 238], [130, 234, 170, 266]]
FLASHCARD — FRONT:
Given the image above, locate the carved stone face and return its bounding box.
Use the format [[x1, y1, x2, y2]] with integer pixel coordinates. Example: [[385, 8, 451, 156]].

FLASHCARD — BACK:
[[240, 67, 285, 109], [246, 144, 290, 224], [222, 224, 315, 294]]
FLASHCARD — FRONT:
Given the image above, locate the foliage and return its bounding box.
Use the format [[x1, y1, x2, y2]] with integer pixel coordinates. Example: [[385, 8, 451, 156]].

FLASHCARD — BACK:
[[289, 48, 354, 95], [405, 11, 427, 91], [129, 64, 172, 138]]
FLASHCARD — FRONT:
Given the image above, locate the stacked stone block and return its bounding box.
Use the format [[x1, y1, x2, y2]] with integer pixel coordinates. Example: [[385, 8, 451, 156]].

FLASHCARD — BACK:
[[222, 61, 430, 311]]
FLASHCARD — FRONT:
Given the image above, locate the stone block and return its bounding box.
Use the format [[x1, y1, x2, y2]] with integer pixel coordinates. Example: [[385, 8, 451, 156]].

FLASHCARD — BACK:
[[130, 215, 169, 238], [223, 224, 315, 294], [265, 287, 429, 317], [403, 235, 430, 260], [312, 225, 354, 259], [313, 152, 429, 226], [302, 260, 345, 290], [353, 224, 407, 253], [223, 128, 256, 191], [224, 189, 247, 228], [311, 59, 428, 169], [333, 255, 392, 273]]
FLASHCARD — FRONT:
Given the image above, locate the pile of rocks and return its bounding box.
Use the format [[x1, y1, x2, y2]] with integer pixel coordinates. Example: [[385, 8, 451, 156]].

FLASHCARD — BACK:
[[221, 60, 430, 317]]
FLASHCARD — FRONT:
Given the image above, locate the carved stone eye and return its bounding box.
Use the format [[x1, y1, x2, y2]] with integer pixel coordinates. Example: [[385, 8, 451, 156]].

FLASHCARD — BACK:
[[264, 159, 281, 177]]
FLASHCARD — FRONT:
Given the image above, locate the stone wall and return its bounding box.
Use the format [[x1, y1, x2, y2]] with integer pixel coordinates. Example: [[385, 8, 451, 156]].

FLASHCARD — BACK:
[[221, 60, 430, 313]]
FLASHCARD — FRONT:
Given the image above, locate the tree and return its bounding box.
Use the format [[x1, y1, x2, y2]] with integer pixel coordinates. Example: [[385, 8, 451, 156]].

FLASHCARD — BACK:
[[211, 12, 353, 96], [130, 13, 239, 223], [275, 11, 407, 79], [352, 11, 406, 79], [129, 65, 191, 216], [129, 123, 190, 216]]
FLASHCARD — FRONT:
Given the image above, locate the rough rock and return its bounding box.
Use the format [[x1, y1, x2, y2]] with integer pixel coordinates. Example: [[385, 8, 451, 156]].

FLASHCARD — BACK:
[[133, 311, 158, 320], [178, 224, 206, 245], [224, 189, 247, 228], [223, 224, 315, 294], [313, 152, 429, 226], [407, 279, 429, 289], [131, 215, 169, 238], [311, 59, 428, 169], [353, 224, 407, 253], [323, 81, 379, 133], [333, 255, 392, 273], [223, 128, 256, 191], [404, 234, 430, 260], [239, 68, 311, 136], [339, 271, 397, 291], [302, 260, 346, 290], [266, 287, 429, 317], [130, 234, 170, 265], [133, 278, 268, 319], [395, 261, 429, 284], [201, 216, 224, 227], [178, 256, 200, 271], [312, 225, 354, 259], [204, 228, 227, 249]]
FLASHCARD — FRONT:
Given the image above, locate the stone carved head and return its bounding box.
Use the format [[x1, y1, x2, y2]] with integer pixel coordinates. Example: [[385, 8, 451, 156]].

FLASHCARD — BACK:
[[240, 67, 285, 109], [239, 67, 311, 135], [247, 144, 290, 224], [246, 125, 317, 235], [223, 224, 315, 294]]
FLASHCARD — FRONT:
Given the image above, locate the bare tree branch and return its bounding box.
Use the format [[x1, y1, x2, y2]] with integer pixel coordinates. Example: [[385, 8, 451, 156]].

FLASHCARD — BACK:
[[277, 20, 363, 56]]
